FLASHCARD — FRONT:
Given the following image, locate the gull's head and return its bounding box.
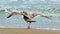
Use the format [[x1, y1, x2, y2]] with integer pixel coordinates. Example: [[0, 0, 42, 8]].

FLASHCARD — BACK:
[[20, 11, 28, 15]]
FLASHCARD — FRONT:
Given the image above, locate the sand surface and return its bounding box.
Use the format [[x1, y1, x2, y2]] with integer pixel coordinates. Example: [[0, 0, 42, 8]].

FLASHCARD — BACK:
[[0, 28, 60, 34]]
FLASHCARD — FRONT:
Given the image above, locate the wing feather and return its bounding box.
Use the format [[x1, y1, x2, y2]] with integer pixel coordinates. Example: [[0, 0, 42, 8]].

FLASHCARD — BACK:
[[7, 12, 20, 18]]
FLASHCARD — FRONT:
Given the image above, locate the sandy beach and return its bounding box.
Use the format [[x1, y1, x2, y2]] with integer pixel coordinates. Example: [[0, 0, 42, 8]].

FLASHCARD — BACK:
[[0, 28, 60, 34]]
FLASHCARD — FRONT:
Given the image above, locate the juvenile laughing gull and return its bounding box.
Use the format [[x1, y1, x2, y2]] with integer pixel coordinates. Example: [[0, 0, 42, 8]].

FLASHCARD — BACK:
[[7, 11, 49, 29]]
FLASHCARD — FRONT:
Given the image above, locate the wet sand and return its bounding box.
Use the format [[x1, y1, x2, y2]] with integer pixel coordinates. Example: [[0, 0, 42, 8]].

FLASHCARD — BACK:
[[0, 28, 60, 34]]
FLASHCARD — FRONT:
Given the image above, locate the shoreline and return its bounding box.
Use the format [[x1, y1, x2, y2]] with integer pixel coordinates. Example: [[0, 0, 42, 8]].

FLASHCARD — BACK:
[[0, 28, 60, 34]]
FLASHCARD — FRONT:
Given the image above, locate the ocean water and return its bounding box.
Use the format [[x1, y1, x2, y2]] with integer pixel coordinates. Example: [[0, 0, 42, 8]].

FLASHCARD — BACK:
[[0, 8, 60, 30], [0, 0, 60, 30]]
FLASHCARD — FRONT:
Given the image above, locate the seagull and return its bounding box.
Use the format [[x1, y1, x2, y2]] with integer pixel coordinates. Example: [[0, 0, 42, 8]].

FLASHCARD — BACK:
[[7, 11, 49, 29]]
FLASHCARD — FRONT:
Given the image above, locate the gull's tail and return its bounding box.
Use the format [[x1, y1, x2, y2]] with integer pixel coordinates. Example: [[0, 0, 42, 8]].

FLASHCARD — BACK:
[[28, 21, 36, 23]]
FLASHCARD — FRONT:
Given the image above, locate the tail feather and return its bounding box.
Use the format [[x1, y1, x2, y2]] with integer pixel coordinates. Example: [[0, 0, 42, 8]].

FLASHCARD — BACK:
[[30, 21, 36, 22], [28, 21, 36, 23]]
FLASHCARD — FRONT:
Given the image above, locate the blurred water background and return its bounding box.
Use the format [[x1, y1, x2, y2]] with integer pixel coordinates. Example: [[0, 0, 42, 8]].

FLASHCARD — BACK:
[[0, 0, 60, 30]]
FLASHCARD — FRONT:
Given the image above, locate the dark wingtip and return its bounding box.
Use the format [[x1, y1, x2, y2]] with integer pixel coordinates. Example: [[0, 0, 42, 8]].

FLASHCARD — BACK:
[[7, 16, 10, 18], [7, 15, 12, 18]]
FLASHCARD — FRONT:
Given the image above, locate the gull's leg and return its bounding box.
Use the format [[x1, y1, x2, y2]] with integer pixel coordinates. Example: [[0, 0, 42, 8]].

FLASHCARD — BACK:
[[27, 22, 31, 29]]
